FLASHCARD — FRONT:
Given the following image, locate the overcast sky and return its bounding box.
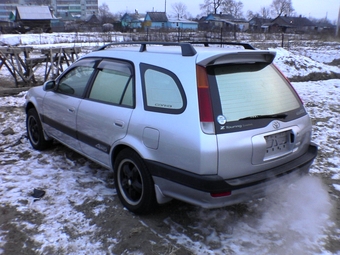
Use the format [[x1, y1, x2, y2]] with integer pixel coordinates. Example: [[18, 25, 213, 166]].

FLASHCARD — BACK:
[[99, 0, 340, 21]]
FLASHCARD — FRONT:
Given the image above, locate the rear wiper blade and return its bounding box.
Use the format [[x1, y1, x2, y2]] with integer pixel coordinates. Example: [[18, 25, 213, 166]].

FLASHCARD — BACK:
[[239, 113, 287, 121]]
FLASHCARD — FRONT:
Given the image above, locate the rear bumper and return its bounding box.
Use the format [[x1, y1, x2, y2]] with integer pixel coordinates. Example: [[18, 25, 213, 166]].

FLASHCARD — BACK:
[[147, 143, 318, 208]]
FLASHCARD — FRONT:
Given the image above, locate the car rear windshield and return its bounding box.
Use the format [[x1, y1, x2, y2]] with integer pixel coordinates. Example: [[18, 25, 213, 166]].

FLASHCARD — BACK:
[[210, 63, 301, 122]]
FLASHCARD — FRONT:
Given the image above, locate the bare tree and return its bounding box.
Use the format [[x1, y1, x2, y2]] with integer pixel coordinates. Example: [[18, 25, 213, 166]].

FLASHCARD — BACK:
[[260, 6, 271, 19], [200, 0, 243, 17], [270, 0, 294, 17], [233, 1, 244, 18], [98, 3, 115, 24], [220, 0, 232, 14], [200, 0, 223, 15], [246, 5, 271, 20], [205, 0, 242, 18], [172, 2, 189, 18], [246, 10, 255, 20], [222, 0, 243, 18]]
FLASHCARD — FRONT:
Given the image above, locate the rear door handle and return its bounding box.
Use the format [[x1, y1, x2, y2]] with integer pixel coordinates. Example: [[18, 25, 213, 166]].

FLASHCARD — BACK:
[[114, 120, 124, 128]]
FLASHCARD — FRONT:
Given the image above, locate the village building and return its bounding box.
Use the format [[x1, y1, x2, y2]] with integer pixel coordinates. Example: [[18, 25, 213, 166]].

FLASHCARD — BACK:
[[268, 15, 316, 33], [167, 17, 198, 30], [15, 6, 55, 33], [121, 12, 146, 29], [144, 12, 169, 29], [199, 13, 248, 32], [248, 17, 272, 32]]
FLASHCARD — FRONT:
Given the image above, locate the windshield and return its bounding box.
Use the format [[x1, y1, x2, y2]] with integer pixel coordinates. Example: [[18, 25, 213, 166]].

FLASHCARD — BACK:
[[212, 64, 301, 122]]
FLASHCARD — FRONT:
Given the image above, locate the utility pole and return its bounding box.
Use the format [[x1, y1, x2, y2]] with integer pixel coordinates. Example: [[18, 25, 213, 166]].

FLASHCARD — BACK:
[[165, 0, 166, 13]]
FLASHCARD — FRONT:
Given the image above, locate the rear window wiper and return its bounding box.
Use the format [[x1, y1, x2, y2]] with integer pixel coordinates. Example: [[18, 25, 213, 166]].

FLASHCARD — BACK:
[[239, 113, 288, 121]]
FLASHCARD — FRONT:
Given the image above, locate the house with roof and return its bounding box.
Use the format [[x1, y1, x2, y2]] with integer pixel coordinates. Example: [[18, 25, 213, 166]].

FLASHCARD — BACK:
[[198, 13, 248, 31], [167, 17, 198, 30], [313, 19, 336, 33], [0, 13, 14, 33], [248, 17, 272, 32], [199, 13, 233, 30], [80, 12, 101, 32], [144, 12, 168, 29], [121, 12, 145, 29], [268, 15, 316, 33], [15, 6, 55, 32]]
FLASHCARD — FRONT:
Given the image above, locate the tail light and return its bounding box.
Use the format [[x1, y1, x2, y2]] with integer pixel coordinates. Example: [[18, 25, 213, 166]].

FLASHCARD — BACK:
[[273, 64, 303, 104], [196, 65, 215, 134]]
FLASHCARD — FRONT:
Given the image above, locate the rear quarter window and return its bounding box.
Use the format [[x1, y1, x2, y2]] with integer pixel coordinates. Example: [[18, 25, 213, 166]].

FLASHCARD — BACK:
[[140, 63, 186, 114]]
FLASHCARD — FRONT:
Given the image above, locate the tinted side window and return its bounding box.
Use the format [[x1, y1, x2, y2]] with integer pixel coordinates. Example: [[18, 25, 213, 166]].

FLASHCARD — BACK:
[[140, 63, 186, 114], [89, 60, 134, 107], [57, 66, 95, 97]]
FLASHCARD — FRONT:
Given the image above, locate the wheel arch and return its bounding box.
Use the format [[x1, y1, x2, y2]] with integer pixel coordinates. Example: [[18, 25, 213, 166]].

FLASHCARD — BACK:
[[112, 144, 158, 213], [25, 101, 52, 142], [25, 101, 36, 114], [111, 144, 143, 170]]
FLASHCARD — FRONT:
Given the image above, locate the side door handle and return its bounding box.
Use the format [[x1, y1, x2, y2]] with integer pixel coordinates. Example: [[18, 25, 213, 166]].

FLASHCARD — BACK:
[[68, 108, 75, 113], [114, 120, 125, 128]]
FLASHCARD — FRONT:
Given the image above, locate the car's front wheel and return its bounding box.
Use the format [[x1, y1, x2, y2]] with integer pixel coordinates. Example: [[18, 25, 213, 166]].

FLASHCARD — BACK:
[[26, 108, 53, 150], [114, 149, 157, 214]]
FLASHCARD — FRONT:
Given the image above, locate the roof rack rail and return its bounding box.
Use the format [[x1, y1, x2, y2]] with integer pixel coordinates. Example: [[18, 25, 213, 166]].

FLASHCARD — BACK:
[[95, 42, 197, 57], [188, 41, 255, 50]]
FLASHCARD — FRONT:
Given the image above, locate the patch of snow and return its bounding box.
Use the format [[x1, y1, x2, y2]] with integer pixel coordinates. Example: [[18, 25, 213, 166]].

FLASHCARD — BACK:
[[333, 184, 340, 192], [273, 48, 340, 77]]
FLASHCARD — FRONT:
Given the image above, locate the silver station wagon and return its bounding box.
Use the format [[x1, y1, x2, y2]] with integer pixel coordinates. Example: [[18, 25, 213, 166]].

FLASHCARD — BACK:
[[25, 42, 318, 214]]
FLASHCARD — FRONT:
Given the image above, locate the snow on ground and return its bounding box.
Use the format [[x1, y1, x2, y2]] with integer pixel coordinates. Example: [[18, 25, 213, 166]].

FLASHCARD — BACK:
[[293, 80, 340, 176], [273, 47, 340, 77], [0, 33, 340, 254], [289, 42, 340, 64], [0, 93, 116, 254], [0, 32, 124, 47]]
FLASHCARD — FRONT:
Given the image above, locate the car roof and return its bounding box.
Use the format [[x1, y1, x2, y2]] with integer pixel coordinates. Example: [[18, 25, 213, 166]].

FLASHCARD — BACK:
[[84, 42, 277, 66]]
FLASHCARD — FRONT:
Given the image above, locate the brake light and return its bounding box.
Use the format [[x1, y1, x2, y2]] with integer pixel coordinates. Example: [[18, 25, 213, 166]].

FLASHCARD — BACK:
[[196, 65, 214, 122], [273, 64, 303, 104]]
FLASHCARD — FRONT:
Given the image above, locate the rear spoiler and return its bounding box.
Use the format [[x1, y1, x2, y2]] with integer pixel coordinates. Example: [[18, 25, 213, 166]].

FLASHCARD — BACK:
[[197, 51, 276, 66]]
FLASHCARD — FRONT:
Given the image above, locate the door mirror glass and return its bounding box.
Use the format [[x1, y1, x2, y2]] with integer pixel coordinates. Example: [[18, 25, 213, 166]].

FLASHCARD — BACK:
[[43, 80, 56, 91]]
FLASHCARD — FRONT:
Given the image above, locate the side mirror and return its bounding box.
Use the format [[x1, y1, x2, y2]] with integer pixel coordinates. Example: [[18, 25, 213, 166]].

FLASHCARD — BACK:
[[43, 80, 56, 91]]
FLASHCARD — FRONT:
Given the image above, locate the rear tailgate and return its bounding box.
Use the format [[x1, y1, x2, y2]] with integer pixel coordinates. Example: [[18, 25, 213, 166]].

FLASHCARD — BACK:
[[216, 115, 313, 179], [196, 49, 314, 179]]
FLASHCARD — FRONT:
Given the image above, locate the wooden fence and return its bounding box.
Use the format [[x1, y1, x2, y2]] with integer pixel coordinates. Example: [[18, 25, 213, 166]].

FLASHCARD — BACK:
[[0, 46, 81, 87]]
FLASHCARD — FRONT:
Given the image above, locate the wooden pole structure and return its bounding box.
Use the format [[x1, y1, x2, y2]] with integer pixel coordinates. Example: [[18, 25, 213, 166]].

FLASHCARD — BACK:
[[336, 6, 340, 37]]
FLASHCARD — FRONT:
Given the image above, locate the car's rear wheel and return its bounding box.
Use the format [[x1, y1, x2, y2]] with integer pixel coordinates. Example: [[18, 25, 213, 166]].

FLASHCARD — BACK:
[[26, 108, 53, 150], [114, 149, 157, 214]]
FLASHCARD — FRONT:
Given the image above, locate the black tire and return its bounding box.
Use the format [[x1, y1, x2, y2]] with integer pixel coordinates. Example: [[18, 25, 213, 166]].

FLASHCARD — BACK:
[[26, 108, 53, 150], [114, 149, 157, 214]]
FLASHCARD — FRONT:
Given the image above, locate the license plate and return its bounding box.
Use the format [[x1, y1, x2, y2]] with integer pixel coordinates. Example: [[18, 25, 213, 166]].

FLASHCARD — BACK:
[[264, 130, 292, 160]]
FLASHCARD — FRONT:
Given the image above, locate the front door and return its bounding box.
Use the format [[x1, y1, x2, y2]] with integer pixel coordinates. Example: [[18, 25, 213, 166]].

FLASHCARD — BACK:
[[42, 60, 97, 150]]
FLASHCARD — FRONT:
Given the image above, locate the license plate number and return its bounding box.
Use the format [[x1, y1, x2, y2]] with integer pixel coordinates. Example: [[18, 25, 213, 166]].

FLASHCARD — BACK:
[[264, 130, 292, 160]]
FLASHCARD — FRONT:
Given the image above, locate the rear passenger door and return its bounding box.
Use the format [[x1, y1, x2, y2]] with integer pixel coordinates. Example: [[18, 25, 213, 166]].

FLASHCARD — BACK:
[[77, 59, 134, 166]]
